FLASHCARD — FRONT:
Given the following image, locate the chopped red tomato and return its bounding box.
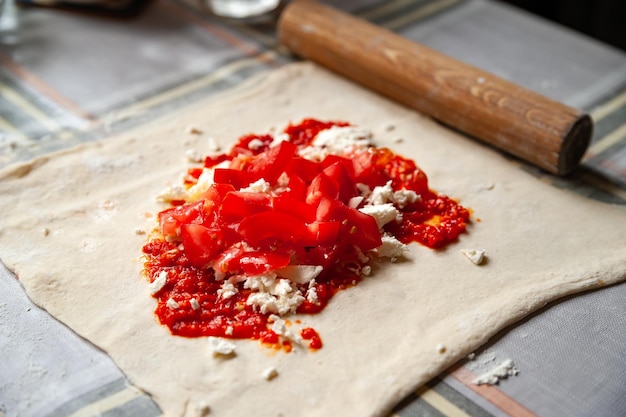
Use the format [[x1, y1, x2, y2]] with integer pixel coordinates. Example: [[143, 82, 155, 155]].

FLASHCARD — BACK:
[[180, 224, 223, 268], [246, 140, 297, 184], [239, 211, 311, 247], [158, 200, 210, 238], [220, 191, 272, 222]]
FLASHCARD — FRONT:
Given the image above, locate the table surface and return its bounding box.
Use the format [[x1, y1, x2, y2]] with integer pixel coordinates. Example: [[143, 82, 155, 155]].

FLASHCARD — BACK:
[[1, 1, 626, 416]]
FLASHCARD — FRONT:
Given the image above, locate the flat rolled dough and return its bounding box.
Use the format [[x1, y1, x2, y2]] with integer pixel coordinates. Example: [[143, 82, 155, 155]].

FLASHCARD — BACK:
[[0, 63, 624, 417]]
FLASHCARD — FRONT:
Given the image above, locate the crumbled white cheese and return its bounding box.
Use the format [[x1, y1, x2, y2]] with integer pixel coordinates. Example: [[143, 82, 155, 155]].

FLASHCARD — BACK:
[[149, 271, 168, 295], [298, 145, 326, 161], [374, 235, 408, 260], [298, 126, 372, 161], [306, 286, 319, 304], [166, 298, 180, 310], [156, 184, 187, 203], [240, 178, 272, 194], [277, 265, 323, 285], [348, 196, 364, 209], [185, 149, 204, 163], [262, 367, 278, 380], [225, 326, 234, 336], [269, 317, 303, 346], [217, 281, 238, 299], [461, 249, 486, 265], [244, 274, 305, 315], [190, 298, 200, 310], [269, 132, 290, 148], [359, 203, 400, 229], [392, 189, 419, 208], [208, 336, 236, 356], [367, 181, 394, 205], [247, 138, 265, 151], [367, 180, 418, 208], [473, 359, 519, 385], [270, 318, 288, 335], [361, 265, 372, 276], [313, 126, 372, 153], [207, 137, 220, 152]]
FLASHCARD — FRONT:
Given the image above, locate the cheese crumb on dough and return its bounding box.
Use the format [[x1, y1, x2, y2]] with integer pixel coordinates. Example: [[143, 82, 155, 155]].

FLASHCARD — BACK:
[[208, 336, 236, 356], [262, 367, 278, 380], [374, 235, 408, 260], [461, 249, 486, 265], [156, 184, 187, 203], [473, 359, 519, 385], [185, 149, 204, 163]]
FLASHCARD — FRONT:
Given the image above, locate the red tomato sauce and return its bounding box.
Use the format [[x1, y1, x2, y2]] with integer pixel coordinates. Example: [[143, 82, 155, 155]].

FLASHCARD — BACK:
[[142, 119, 470, 351]]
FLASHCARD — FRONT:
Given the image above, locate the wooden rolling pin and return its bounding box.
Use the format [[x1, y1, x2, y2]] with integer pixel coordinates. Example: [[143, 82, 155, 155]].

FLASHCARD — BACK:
[[277, 1, 592, 175]]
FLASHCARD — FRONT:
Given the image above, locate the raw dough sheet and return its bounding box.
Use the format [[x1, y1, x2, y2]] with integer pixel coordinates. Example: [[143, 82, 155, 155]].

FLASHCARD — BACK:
[[0, 63, 624, 417]]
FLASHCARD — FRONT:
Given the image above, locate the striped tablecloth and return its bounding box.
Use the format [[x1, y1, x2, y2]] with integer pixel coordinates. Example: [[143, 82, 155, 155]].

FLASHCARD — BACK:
[[1, 1, 625, 416]]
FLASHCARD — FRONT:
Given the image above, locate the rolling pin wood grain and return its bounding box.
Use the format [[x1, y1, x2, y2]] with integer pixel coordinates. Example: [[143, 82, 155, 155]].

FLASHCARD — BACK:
[[277, 1, 592, 175]]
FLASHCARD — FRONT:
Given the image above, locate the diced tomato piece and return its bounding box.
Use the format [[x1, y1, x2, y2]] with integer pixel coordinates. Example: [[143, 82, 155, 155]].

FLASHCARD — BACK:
[[272, 194, 316, 223], [307, 221, 340, 246], [352, 149, 389, 188], [220, 191, 272, 222], [199, 183, 236, 206], [158, 200, 210, 238], [204, 154, 230, 168], [246, 141, 297, 184], [322, 161, 358, 203], [346, 208, 382, 251], [212, 244, 245, 274], [321, 154, 356, 178], [306, 173, 338, 206], [314, 196, 347, 222], [238, 251, 291, 275], [285, 156, 322, 183], [180, 223, 223, 268], [285, 174, 307, 200], [239, 211, 311, 247], [401, 169, 429, 195], [213, 168, 253, 189]]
